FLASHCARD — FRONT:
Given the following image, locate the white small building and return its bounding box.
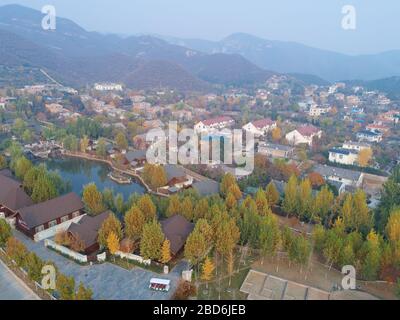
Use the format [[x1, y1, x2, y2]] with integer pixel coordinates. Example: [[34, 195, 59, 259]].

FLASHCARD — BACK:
[[285, 125, 322, 146], [309, 105, 331, 117], [329, 148, 359, 166], [149, 278, 171, 292], [342, 141, 371, 152], [194, 116, 235, 134], [94, 83, 123, 91], [357, 130, 383, 143], [242, 118, 277, 137]]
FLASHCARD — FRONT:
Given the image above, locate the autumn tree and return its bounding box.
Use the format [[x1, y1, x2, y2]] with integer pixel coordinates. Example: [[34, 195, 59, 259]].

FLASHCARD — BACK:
[[124, 205, 146, 240], [220, 173, 237, 198], [358, 148, 373, 167], [193, 199, 209, 221], [140, 220, 164, 260], [137, 194, 157, 221], [322, 229, 343, 270], [6, 237, 28, 267], [161, 239, 172, 264], [184, 230, 207, 267], [0, 155, 7, 169], [271, 127, 282, 142], [193, 219, 213, 250], [166, 195, 181, 217], [283, 175, 298, 215], [255, 189, 271, 216], [227, 184, 242, 201], [0, 219, 12, 247], [107, 231, 120, 257], [181, 197, 194, 221], [83, 183, 106, 215], [201, 256, 215, 288], [24, 252, 44, 282], [98, 213, 123, 247], [56, 274, 75, 300], [75, 282, 93, 300], [290, 235, 311, 273], [265, 181, 280, 206], [142, 164, 167, 190], [308, 172, 325, 188], [386, 209, 400, 244], [96, 138, 107, 158], [225, 192, 237, 211]]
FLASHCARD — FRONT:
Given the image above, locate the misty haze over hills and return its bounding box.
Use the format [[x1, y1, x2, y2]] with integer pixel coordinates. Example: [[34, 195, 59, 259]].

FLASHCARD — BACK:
[[1, 4, 400, 90]]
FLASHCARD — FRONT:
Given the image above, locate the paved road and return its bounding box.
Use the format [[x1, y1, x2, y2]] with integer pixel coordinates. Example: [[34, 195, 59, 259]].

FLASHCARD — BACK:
[[0, 260, 39, 300], [14, 231, 187, 300]]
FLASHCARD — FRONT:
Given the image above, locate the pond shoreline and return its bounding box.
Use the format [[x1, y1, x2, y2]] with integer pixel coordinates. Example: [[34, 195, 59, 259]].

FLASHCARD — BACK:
[[59, 151, 169, 198]]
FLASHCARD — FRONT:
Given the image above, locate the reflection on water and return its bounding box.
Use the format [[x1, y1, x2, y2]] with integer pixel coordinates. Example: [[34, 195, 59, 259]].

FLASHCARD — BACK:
[[36, 157, 145, 199]]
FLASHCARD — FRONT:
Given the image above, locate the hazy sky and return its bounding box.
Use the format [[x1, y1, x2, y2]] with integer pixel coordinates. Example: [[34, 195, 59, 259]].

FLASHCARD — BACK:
[[0, 0, 399, 55]]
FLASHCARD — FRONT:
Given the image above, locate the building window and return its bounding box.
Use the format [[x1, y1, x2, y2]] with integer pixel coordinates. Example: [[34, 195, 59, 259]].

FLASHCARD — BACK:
[[72, 211, 80, 218], [60, 216, 69, 223], [35, 225, 45, 233], [48, 220, 57, 228]]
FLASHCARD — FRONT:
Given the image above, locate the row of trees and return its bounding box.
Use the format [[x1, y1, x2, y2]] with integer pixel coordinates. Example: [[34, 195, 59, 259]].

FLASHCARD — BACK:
[[0, 221, 92, 300]]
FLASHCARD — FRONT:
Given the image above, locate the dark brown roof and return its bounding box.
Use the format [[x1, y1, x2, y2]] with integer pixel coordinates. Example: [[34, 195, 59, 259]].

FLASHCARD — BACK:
[[161, 215, 194, 255], [0, 174, 33, 211], [67, 211, 112, 249], [17, 193, 84, 229]]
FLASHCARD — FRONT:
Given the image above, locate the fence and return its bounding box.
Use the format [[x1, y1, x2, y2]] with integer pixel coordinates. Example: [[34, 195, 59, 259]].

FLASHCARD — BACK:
[[115, 251, 151, 266], [44, 239, 88, 263], [97, 252, 106, 263]]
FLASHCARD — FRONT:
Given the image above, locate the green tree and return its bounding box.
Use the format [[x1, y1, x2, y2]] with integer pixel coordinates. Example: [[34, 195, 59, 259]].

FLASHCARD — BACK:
[[166, 195, 181, 217], [0, 155, 7, 169], [360, 230, 382, 280], [181, 197, 194, 221], [283, 175, 298, 215], [297, 179, 313, 220], [312, 185, 334, 224], [96, 138, 107, 158], [258, 214, 281, 264], [140, 220, 164, 260], [14, 156, 32, 180], [31, 172, 58, 203], [115, 132, 128, 150]]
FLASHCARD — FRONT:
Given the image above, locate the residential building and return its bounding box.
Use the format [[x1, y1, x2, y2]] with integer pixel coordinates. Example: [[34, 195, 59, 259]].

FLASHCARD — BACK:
[[160, 215, 194, 256], [242, 118, 277, 137], [329, 148, 359, 166], [194, 116, 235, 134], [164, 165, 193, 191], [342, 141, 371, 152], [94, 83, 123, 91], [258, 143, 294, 159], [124, 150, 147, 167], [314, 164, 364, 190], [285, 125, 323, 146], [67, 211, 112, 255], [0, 173, 33, 219], [357, 130, 383, 143], [309, 105, 331, 117], [15, 193, 85, 241], [191, 180, 220, 197]]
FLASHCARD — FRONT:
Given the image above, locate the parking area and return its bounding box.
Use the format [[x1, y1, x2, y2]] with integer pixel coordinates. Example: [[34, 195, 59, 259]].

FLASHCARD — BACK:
[[240, 270, 330, 300], [14, 231, 185, 300], [0, 260, 39, 300]]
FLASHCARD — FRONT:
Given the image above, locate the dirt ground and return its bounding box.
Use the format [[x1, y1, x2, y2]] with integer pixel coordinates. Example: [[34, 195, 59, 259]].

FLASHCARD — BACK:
[[251, 252, 397, 300]]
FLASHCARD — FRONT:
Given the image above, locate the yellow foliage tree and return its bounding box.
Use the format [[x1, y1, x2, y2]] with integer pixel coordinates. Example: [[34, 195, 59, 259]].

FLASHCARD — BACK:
[[107, 231, 120, 256], [358, 148, 373, 167], [271, 127, 282, 142], [201, 256, 215, 284], [161, 239, 172, 264]]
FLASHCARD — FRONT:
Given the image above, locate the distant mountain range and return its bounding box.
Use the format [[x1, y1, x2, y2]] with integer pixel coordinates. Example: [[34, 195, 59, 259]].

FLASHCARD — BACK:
[[0, 4, 275, 91], [1, 4, 400, 92], [158, 33, 400, 82]]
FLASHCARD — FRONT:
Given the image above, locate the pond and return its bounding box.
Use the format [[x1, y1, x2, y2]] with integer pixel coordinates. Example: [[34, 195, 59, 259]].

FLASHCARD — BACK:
[[36, 156, 145, 200]]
